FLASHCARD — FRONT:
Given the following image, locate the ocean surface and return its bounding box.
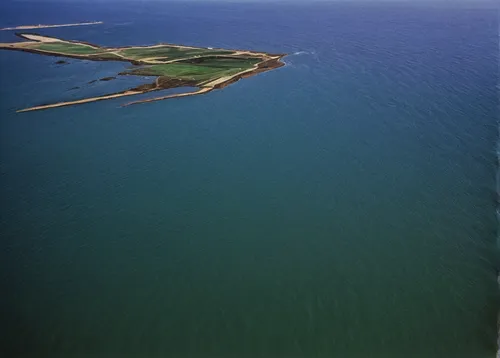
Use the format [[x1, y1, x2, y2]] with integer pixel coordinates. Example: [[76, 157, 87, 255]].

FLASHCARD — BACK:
[[0, 1, 499, 357]]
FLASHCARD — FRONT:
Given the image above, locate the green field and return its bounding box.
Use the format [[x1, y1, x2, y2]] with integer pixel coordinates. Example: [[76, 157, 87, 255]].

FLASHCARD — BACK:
[[13, 36, 272, 89], [186, 57, 262, 68], [31, 42, 102, 55], [120, 46, 232, 61], [124, 57, 261, 82], [88, 52, 123, 60]]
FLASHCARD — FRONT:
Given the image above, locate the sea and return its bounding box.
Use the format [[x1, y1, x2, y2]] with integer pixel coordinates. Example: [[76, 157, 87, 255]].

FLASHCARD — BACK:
[[0, 1, 499, 357]]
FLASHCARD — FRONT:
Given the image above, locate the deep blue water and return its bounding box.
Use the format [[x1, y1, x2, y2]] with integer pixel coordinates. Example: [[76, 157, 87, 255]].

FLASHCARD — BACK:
[[0, 1, 499, 357]]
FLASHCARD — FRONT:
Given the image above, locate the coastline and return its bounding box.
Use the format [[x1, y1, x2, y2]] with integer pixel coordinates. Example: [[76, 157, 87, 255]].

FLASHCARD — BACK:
[[0, 33, 286, 112]]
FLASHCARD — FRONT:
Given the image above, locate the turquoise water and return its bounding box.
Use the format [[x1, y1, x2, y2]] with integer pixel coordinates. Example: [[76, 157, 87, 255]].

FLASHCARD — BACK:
[[0, 2, 499, 357]]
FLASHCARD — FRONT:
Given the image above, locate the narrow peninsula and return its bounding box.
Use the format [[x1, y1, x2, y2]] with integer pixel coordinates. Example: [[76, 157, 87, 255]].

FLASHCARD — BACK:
[[1, 21, 103, 31], [0, 33, 286, 112]]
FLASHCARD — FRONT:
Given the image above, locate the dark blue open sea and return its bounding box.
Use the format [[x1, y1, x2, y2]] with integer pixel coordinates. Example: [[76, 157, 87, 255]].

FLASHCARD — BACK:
[[0, 1, 499, 357]]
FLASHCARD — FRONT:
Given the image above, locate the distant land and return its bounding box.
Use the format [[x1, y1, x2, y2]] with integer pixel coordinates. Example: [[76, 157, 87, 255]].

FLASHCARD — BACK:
[[0, 33, 286, 112], [0, 21, 103, 31]]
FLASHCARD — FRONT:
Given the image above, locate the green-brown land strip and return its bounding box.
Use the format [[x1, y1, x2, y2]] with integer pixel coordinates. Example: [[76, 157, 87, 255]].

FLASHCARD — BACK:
[[0, 33, 286, 112]]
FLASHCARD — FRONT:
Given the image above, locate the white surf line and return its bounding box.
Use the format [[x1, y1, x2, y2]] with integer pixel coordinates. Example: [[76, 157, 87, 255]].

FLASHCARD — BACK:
[[1, 22, 103, 31]]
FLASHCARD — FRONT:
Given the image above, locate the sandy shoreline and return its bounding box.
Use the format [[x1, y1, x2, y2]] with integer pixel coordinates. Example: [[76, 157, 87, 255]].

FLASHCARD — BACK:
[[17, 90, 145, 113], [1, 22, 103, 31]]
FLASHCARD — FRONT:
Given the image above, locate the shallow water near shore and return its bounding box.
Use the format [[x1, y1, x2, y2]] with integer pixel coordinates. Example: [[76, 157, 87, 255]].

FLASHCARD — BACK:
[[0, 1, 499, 357]]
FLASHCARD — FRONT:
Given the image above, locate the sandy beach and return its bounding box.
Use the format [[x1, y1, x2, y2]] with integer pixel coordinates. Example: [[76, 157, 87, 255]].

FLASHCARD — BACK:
[[17, 90, 144, 113]]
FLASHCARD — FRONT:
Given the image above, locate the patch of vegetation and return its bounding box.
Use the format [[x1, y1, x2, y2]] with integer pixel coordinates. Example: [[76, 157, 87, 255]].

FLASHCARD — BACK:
[[32, 42, 101, 55], [120, 46, 232, 61], [180, 56, 261, 69], [88, 52, 123, 60], [124, 62, 244, 82], [122, 56, 260, 83]]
